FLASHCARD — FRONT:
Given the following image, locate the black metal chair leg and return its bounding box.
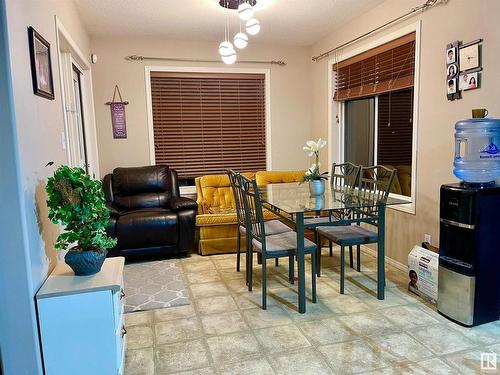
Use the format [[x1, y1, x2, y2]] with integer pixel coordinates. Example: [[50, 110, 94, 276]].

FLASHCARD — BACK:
[[236, 232, 241, 272], [314, 232, 321, 277], [340, 245, 345, 294], [262, 256, 267, 310], [356, 245, 361, 272], [248, 243, 253, 292], [275, 258, 279, 267], [288, 253, 294, 284], [329, 242, 333, 256], [349, 246, 354, 268], [311, 252, 317, 303]]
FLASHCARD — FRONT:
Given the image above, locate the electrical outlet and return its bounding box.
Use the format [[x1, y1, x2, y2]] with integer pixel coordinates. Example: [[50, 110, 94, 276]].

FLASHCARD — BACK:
[[424, 234, 432, 244]]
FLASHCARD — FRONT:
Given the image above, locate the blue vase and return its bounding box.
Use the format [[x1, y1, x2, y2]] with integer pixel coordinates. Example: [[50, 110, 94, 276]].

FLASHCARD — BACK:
[[65, 249, 107, 276]]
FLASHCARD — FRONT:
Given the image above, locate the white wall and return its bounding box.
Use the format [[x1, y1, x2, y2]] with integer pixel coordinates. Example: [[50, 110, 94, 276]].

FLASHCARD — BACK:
[[310, 0, 500, 265], [2, 0, 91, 372], [90, 37, 313, 176]]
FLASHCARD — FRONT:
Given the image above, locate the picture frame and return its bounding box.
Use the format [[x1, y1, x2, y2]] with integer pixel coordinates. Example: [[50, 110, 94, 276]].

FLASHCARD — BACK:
[[446, 47, 456, 64], [459, 43, 480, 72], [28, 26, 55, 100], [459, 71, 479, 91]]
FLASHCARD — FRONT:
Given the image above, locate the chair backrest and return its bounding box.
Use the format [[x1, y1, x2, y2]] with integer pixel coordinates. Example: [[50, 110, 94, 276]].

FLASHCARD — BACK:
[[227, 170, 246, 228], [330, 162, 360, 189], [255, 170, 305, 186], [239, 175, 267, 248], [105, 165, 179, 210], [358, 165, 397, 201]]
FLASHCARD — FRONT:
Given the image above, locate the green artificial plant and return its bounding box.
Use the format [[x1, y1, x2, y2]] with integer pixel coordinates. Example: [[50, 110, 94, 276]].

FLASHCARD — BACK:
[[46, 164, 117, 252]]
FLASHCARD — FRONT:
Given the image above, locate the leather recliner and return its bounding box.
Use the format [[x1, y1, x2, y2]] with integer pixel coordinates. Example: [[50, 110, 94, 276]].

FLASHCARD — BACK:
[[102, 166, 197, 258]]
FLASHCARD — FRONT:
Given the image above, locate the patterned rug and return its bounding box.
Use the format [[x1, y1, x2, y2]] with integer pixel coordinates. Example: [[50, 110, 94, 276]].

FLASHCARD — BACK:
[[123, 259, 190, 313]]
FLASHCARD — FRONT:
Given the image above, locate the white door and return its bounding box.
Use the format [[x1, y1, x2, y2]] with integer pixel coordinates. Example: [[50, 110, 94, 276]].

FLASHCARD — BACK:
[[71, 66, 88, 172]]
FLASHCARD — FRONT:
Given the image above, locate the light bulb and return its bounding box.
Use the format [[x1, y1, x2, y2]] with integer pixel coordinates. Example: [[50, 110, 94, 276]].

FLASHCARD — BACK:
[[221, 50, 237, 65], [238, 2, 254, 21], [219, 41, 235, 56], [233, 32, 248, 49], [246, 18, 260, 36]]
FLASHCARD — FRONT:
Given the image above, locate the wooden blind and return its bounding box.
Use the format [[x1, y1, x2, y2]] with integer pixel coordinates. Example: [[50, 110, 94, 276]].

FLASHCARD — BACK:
[[150, 71, 266, 178], [377, 88, 413, 165], [334, 32, 416, 101]]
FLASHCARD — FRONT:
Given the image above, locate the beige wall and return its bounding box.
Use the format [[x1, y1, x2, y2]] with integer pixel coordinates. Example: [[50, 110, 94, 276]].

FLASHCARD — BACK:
[[5, 0, 91, 290], [311, 0, 500, 265], [91, 37, 313, 176]]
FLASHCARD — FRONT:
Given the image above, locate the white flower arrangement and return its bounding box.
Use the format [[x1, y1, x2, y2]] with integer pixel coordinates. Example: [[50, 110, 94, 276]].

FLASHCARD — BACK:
[[302, 138, 328, 182]]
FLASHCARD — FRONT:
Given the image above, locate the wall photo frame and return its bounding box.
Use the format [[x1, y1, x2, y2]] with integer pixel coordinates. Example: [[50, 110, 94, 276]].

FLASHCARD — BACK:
[[28, 26, 55, 100]]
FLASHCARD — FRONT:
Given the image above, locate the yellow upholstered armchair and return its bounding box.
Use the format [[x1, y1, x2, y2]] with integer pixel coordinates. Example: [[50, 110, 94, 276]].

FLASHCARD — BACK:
[[195, 170, 304, 255]]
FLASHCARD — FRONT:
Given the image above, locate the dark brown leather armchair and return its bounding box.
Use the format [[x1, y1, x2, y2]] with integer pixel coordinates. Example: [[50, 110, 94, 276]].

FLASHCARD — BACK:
[[102, 166, 197, 258]]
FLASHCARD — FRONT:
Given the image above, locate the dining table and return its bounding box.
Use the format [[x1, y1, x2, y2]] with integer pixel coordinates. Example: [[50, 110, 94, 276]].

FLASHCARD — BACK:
[[258, 182, 410, 314]]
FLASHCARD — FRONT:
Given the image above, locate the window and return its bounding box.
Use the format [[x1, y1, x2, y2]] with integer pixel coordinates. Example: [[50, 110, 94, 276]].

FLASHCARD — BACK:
[[344, 89, 414, 197], [335, 32, 416, 199], [149, 71, 267, 183]]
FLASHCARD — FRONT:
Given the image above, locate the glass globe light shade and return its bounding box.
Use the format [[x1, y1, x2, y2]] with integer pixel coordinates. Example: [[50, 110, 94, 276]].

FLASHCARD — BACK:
[[221, 50, 237, 65], [238, 2, 254, 21], [246, 18, 260, 36], [233, 32, 248, 49], [219, 41, 235, 56]]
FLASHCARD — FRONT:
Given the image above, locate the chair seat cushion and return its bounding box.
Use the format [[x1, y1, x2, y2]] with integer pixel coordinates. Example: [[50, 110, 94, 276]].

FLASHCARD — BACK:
[[117, 208, 178, 249], [316, 225, 378, 246], [239, 220, 292, 236], [252, 231, 317, 255]]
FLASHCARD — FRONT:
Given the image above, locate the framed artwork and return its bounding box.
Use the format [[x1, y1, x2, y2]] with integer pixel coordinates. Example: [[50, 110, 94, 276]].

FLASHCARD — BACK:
[[459, 43, 480, 71], [459, 71, 479, 90], [28, 26, 54, 100], [447, 78, 457, 95], [446, 47, 456, 64]]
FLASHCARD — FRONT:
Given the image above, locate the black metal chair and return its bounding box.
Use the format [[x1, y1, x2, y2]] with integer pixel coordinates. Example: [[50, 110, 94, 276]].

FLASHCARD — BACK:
[[240, 174, 317, 310], [227, 170, 291, 283], [310, 162, 360, 275], [316, 165, 396, 294]]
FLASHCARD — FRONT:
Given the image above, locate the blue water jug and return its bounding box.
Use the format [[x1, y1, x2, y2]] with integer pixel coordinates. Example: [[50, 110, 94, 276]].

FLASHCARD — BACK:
[[454, 118, 500, 183]]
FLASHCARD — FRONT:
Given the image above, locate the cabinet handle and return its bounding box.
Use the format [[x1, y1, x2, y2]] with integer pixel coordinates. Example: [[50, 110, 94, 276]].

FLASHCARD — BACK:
[[121, 326, 127, 337], [120, 290, 125, 300]]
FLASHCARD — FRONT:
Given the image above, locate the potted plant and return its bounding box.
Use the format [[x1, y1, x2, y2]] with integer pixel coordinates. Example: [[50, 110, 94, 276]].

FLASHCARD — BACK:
[[302, 138, 328, 195], [46, 164, 117, 276]]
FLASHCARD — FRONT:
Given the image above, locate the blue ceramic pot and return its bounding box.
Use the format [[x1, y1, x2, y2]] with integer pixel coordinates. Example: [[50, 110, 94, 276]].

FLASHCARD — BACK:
[[65, 249, 107, 276], [309, 180, 325, 196]]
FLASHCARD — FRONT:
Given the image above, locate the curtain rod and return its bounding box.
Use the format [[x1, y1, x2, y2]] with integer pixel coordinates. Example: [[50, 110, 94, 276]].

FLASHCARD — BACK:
[[312, 0, 444, 62], [125, 55, 287, 66]]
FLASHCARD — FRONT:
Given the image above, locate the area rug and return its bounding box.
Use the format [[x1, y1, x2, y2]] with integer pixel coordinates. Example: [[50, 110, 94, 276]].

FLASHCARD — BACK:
[[123, 259, 190, 313]]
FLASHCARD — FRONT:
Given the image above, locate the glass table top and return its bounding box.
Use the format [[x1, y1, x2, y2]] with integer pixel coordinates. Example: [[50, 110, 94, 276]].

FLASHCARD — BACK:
[[259, 182, 410, 214]]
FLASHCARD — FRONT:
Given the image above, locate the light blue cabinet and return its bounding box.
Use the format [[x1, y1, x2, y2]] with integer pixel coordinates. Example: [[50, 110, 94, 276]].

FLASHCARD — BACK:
[[36, 257, 126, 375]]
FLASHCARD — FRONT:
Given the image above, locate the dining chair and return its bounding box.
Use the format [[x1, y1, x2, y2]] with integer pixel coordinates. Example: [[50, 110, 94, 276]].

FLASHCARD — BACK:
[[315, 165, 396, 294], [240, 174, 317, 310], [311, 162, 360, 276], [227, 170, 291, 282]]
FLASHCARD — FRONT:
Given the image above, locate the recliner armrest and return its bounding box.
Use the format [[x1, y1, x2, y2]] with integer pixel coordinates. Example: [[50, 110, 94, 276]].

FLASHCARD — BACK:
[[107, 204, 121, 217], [168, 197, 198, 212]]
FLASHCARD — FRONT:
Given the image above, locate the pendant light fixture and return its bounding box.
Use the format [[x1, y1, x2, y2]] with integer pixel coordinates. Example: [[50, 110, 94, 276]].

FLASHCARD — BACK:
[[245, 18, 260, 35], [237, 2, 254, 21], [218, 0, 259, 63]]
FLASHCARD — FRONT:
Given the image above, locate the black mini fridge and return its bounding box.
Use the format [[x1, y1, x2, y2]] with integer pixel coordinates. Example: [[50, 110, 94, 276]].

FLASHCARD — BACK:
[[438, 183, 500, 326]]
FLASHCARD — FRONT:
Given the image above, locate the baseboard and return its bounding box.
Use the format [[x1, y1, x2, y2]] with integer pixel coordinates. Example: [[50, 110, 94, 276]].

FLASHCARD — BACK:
[[359, 245, 408, 272]]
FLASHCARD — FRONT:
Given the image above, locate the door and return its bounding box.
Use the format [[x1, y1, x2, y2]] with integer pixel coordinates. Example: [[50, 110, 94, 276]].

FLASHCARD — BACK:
[[70, 65, 88, 172]]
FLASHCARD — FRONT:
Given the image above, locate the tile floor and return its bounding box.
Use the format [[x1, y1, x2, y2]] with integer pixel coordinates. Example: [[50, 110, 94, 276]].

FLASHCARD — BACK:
[[124, 249, 500, 375]]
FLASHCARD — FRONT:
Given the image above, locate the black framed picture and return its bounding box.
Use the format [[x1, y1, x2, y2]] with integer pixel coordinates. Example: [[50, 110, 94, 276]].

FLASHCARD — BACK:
[[28, 26, 54, 100]]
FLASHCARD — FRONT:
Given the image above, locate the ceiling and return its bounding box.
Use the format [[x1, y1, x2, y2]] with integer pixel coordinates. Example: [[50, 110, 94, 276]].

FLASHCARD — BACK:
[[74, 0, 384, 46]]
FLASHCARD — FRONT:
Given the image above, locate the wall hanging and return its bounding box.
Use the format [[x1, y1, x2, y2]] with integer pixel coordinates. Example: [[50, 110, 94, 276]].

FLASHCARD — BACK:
[[446, 38, 482, 101], [106, 85, 129, 139], [28, 26, 55, 100]]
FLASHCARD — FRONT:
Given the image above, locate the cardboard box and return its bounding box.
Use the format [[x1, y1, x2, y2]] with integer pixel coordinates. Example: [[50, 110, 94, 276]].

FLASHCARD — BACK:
[[408, 245, 439, 304]]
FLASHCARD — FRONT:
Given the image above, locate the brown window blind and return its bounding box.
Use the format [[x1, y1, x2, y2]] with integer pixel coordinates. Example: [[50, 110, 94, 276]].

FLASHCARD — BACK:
[[377, 88, 413, 165], [150, 71, 266, 179], [334, 32, 416, 101]]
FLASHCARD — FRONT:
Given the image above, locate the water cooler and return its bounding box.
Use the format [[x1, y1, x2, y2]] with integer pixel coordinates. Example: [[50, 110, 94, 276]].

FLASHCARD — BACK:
[[437, 183, 500, 326]]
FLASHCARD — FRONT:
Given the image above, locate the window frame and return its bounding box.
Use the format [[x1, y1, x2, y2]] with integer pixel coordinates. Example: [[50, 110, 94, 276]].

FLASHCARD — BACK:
[[145, 66, 272, 194], [328, 22, 421, 214]]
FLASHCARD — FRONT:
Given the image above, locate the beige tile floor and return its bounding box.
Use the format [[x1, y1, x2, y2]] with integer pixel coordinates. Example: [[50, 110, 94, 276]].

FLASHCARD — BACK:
[[124, 249, 500, 375]]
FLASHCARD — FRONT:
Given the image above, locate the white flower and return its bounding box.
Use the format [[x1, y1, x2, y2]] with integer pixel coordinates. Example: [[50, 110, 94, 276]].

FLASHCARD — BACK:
[[302, 138, 327, 155]]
